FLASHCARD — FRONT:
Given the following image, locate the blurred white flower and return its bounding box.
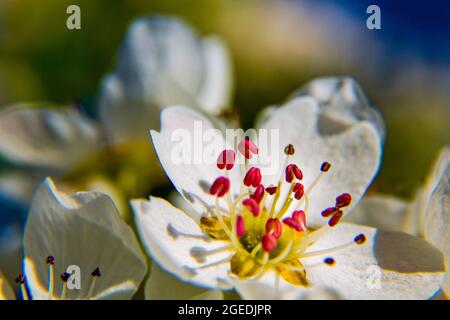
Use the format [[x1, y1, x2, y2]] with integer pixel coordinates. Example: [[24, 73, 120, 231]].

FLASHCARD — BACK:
[[132, 85, 445, 299], [99, 16, 233, 144], [350, 146, 449, 296], [1, 178, 147, 300]]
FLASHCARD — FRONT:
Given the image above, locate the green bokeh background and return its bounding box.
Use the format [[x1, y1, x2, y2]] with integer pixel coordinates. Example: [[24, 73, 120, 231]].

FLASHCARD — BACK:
[[0, 0, 449, 199]]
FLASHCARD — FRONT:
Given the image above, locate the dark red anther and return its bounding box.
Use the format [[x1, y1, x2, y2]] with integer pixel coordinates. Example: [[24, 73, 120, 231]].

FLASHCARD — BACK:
[[209, 176, 230, 197], [292, 210, 306, 228], [243, 167, 262, 187], [15, 273, 25, 284], [91, 267, 101, 277], [354, 234, 366, 245], [262, 233, 278, 252], [283, 217, 303, 232], [236, 215, 245, 238], [266, 218, 282, 239], [217, 149, 236, 170], [285, 164, 303, 183], [293, 183, 304, 200], [324, 257, 335, 266], [321, 207, 338, 218], [251, 184, 265, 203], [46, 256, 55, 265], [284, 144, 295, 155], [243, 198, 260, 217], [265, 185, 278, 195], [336, 193, 352, 208], [328, 210, 343, 227], [60, 272, 71, 282], [321, 162, 331, 172], [238, 138, 259, 159]]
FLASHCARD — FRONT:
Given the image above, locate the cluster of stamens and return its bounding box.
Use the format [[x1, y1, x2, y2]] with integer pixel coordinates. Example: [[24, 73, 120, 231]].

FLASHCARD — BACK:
[[199, 138, 366, 286], [14, 256, 101, 300]]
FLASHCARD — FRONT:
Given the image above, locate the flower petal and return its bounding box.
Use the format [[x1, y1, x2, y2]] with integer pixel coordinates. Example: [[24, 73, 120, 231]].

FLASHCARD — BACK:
[[347, 195, 412, 232], [0, 106, 100, 169], [132, 196, 233, 289], [422, 147, 449, 294], [145, 262, 223, 300], [257, 97, 382, 227], [0, 271, 15, 300], [289, 77, 385, 142], [23, 178, 147, 300], [305, 223, 445, 299], [151, 106, 241, 220], [99, 17, 232, 143]]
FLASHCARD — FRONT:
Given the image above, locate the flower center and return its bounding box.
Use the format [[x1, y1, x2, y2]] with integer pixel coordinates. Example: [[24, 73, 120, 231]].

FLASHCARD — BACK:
[[199, 140, 366, 286]]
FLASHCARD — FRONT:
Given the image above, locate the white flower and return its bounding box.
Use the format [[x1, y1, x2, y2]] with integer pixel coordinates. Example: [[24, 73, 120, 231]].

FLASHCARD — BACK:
[[4, 178, 147, 300], [99, 16, 233, 144], [350, 146, 449, 295], [132, 87, 445, 299]]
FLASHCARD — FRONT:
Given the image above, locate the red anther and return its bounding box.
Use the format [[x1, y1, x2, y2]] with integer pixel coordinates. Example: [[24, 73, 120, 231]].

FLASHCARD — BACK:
[[209, 176, 230, 197], [236, 215, 245, 238], [324, 257, 335, 266], [243, 167, 262, 187], [321, 207, 338, 218], [293, 183, 304, 200], [285, 164, 303, 183], [284, 144, 295, 156], [354, 234, 366, 245], [321, 162, 331, 172], [328, 210, 343, 227], [217, 149, 236, 170], [282, 217, 303, 232], [266, 218, 282, 239], [336, 193, 352, 208], [265, 185, 278, 195], [243, 198, 260, 217], [251, 184, 265, 203], [262, 233, 278, 252], [238, 138, 259, 159], [292, 210, 306, 229]]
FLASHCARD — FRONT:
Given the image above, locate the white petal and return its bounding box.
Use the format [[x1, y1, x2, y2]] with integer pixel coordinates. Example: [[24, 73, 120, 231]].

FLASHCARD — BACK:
[[132, 196, 233, 290], [24, 178, 147, 300], [257, 97, 382, 227], [422, 147, 449, 294], [197, 37, 233, 114], [347, 195, 412, 232], [151, 106, 241, 220], [0, 106, 100, 169], [0, 271, 15, 300], [145, 262, 223, 300], [289, 77, 385, 141], [99, 17, 232, 143], [305, 223, 445, 299]]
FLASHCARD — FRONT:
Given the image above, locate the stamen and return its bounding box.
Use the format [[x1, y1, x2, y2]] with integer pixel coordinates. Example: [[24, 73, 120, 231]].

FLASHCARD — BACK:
[[243, 167, 262, 187], [251, 184, 265, 203], [262, 233, 277, 252], [324, 257, 335, 266], [321, 162, 331, 172], [354, 234, 366, 245], [265, 185, 277, 195], [282, 210, 306, 232], [336, 193, 352, 208], [284, 144, 295, 155], [321, 207, 338, 218], [15, 274, 29, 300], [87, 267, 101, 297], [293, 183, 304, 200], [210, 176, 230, 197], [285, 164, 303, 183], [46, 256, 55, 300], [243, 198, 260, 217], [266, 218, 282, 239], [217, 149, 236, 170], [60, 272, 71, 300], [238, 137, 258, 159], [300, 237, 362, 258], [236, 215, 245, 238], [328, 210, 343, 227]]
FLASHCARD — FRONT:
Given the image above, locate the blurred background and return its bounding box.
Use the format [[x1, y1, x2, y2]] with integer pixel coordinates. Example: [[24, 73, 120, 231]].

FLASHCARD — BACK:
[[0, 0, 449, 282]]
